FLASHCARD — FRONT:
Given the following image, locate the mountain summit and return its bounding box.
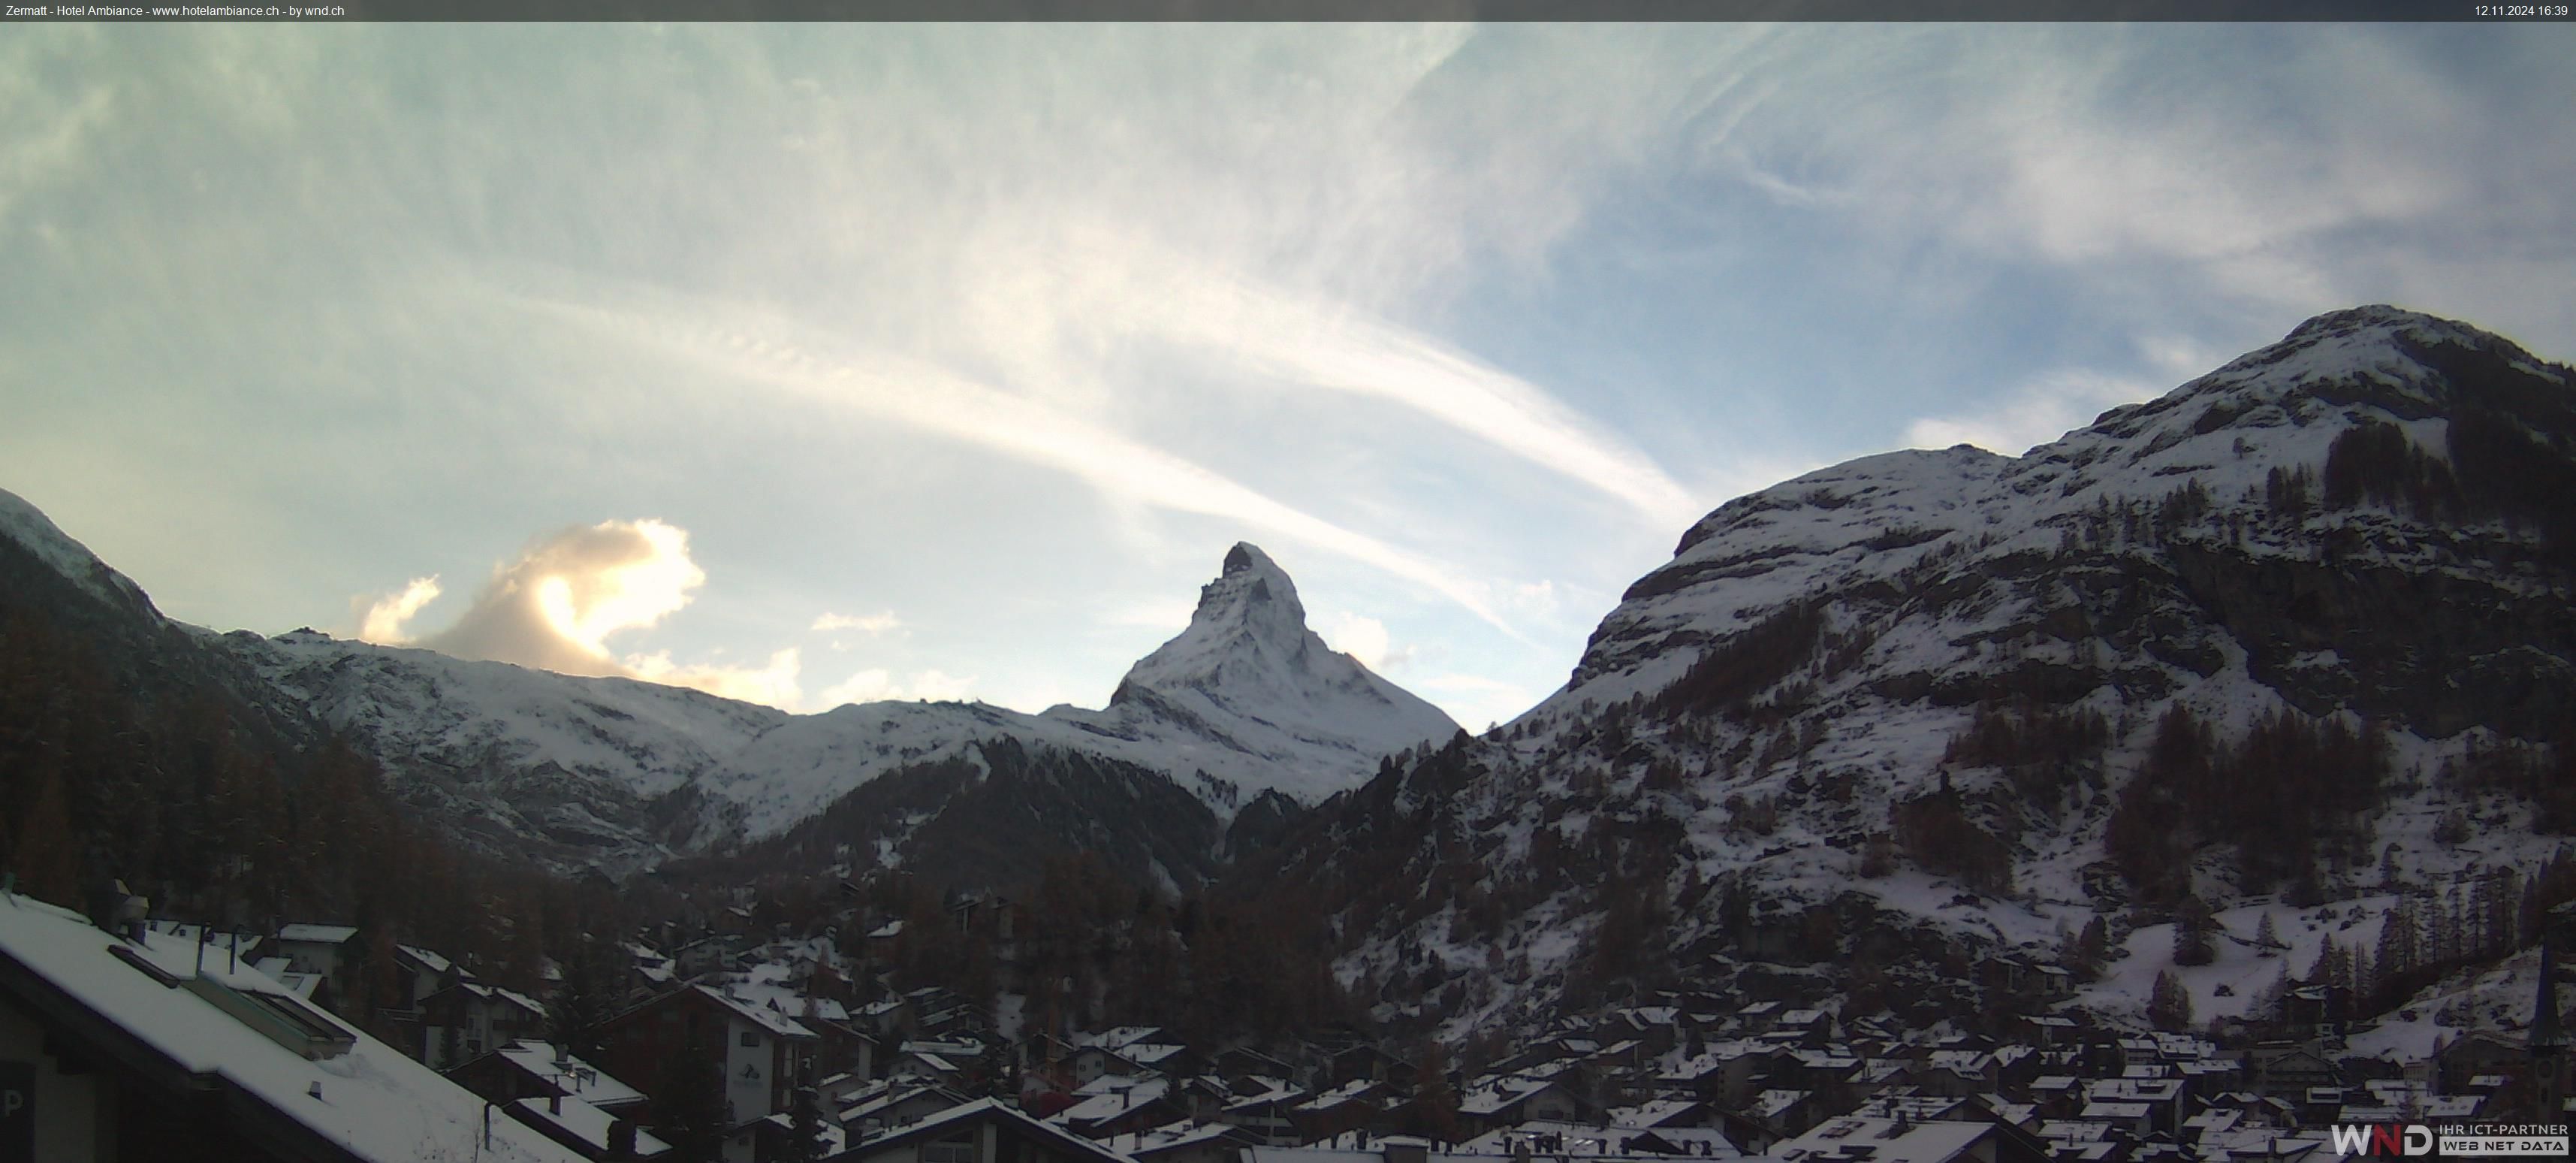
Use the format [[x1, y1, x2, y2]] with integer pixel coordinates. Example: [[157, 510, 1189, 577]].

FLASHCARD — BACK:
[[0, 499, 1457, 880], [1058, 542, 1459, 804], [1102, 542, 1457, 749], [1239, 305, 2576, 1038]]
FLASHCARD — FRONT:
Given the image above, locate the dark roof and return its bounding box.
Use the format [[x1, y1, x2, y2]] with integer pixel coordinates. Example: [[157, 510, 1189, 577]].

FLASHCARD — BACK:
[[824, 1097, 1135, 1163]]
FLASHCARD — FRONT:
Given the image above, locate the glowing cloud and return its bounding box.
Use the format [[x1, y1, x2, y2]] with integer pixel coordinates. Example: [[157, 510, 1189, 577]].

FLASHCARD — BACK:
[[1321, 612, 1401, 672], [816, 667, 976, 708], [416, 518, 706, 678], [630, 646, 804, 709], [356, 575, 442, 645]]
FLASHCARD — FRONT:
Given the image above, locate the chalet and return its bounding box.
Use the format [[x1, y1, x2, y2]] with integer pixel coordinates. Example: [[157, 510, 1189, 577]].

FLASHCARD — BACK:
[[1218, 1077, 1309, 1144], [1919, 1050, 1999, 1097], [0, 890, 586, 1162], [2084, 1078, 2187, 1138], [1072, 1041, 1164, 1087], [1214, 1046, 1297, 1086], [420, 978, 548, 1068], [2281, 986, 2351, 1041], [391, 943, 458, 1008], [1772, 1116, 2050, 1163], [1105, 1119, 1253, 1163], [824, 1096, 1136, 1163], [272, 923, 361, 1005], [593, 984, 822, 1138], [1323, 1041, 1407, 1088], [1290, 1078, 1386, 1143], [1056, 1075, 1181, 1140], [2247, 1043, 2340, 1102], [2436, 1031, 2529, 1093], [840, 1077, 976, 1136], [1455, 1074, 1584, 1137], [508, 1092, 674, 1161], [893, 1044, 973, 1089], [1748, 1088, 1820, 1136], [1659, 1041, 1774, 1107], [2077, 1099, 2155, 1139], [447, 1038, 653, 1117]]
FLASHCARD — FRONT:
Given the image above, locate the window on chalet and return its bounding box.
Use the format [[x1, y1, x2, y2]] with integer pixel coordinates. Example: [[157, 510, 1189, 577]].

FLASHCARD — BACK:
[[741, 1029, 762, 1048], [922, 1137, 976, 1163]]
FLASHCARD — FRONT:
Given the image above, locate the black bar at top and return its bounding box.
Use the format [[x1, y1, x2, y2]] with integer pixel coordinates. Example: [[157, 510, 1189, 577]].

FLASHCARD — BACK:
[[4, 0, 2564, 21]]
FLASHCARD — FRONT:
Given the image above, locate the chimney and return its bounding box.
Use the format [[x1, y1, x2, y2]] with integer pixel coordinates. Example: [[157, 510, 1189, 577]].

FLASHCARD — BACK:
[[608, 1118, 639, 1161]]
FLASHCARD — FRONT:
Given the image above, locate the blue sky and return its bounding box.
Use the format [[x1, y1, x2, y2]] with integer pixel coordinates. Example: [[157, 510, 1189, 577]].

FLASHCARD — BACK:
[[5, 24, 2571, 729]]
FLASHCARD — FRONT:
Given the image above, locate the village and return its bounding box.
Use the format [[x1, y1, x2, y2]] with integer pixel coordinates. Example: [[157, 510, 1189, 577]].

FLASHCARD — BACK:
[[3, 875, 2566, 1163]]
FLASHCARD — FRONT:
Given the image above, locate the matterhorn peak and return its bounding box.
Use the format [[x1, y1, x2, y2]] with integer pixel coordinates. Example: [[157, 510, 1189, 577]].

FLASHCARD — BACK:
[[1189, 541, 1305, 639], [1118, 543, 1318, 701], [1080, 543, 1457, 799]]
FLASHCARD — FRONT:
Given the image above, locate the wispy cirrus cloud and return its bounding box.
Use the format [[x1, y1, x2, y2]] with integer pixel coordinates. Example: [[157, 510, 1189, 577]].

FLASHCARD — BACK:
[[813, 611, 903, 635], [510, 277, 1528, 636]]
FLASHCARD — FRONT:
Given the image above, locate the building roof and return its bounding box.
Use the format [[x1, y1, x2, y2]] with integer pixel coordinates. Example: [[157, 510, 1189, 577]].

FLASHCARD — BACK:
[[512, 1094, 672, 1158], [1294, 1079, 1381, 1113], [1458, 1074, 1559, 1116], [695, 983, 819, 1039], [1058, 1077, 1174, 1126], [0, 893, 582, 1163], [497, 1039, 649, 1109], [1605, 1098, 1703, 1128], [278, 923, 361, 945], [1105, 1119, 1244, 1157], [1775, 1117, 1994, 1163], [828, 1097, 1137, 1163], [396, 943, 454, 975]]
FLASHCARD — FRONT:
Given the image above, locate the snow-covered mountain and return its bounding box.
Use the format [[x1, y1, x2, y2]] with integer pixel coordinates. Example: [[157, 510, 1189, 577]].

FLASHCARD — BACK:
[[1050, 542, 1461, 803], [1239, 305, 2576, 1040], [0, 501, 1453, 878]]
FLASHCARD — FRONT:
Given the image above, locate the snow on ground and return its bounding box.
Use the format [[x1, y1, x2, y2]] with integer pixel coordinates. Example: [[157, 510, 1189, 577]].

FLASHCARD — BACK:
[[2084, 898, 2394, 1024], [0, 486, 155, 611], [0, 892, 582, 1162]]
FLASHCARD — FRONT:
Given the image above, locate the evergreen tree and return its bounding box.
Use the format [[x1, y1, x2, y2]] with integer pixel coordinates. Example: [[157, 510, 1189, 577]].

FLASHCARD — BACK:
[[2148, 970, 2194, 1031], [2253, 911, 2280, 956], [2173, 899, 2217, 968], [2077, 915, 2111, 974], [13, 760, 79, 905], [653, 1025, 730, 1163], [2374, 897, 2418, 984], [783, 1083, 825, 1163], [1411, 1040, 1459, 1143], [550, 933, 622, 1064]]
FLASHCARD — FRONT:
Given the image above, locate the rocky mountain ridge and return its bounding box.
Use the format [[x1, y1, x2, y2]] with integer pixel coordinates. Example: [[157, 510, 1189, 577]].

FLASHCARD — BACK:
[[1234, 305, 2576, 1042], [0, 499, 1455, 882]]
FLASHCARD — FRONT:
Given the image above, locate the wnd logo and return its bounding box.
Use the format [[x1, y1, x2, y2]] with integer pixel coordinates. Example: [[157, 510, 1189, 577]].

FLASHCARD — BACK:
[[2327, 1124, 2436, 1157]]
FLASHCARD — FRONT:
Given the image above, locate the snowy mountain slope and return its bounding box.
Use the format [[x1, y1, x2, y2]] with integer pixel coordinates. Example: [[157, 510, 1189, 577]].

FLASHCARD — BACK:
[[1048, 542, 1461, 802], [0, 499, 1449, 878], [222, 630, 791, 862], [1237, 305, 2576, 1040], [679, 542, 1457, 839], [0, 489, 156, 615]]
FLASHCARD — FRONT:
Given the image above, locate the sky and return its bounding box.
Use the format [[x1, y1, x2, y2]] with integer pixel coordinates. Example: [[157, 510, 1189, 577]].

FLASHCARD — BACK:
[[4, 25, 2572, 730]]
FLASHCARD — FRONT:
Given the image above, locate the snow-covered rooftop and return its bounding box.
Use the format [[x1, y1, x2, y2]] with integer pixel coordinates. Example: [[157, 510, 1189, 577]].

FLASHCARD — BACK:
[[0, 893, 583, 1162]]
